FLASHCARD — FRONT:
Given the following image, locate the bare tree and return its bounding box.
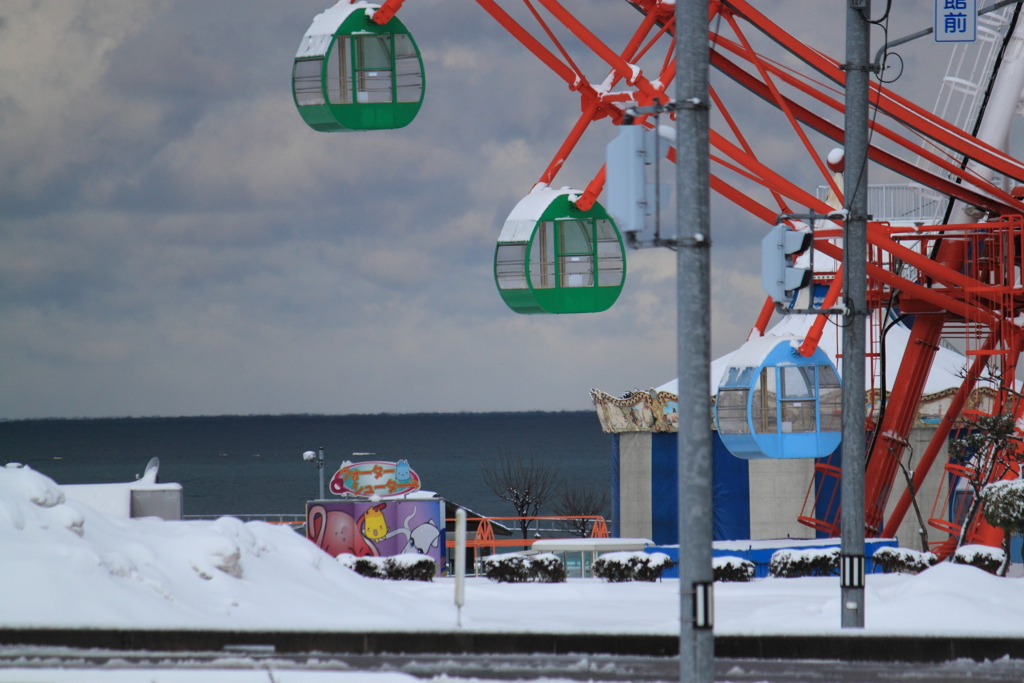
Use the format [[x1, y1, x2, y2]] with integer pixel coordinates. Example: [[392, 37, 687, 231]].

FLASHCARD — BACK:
[[482, 450, 561, 539], [889, 442, 929, 552], [554, 481, 610, 537]]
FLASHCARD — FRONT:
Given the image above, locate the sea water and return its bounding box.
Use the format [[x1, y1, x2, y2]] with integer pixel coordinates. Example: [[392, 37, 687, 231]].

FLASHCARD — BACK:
[[0, 412, 611, 519]]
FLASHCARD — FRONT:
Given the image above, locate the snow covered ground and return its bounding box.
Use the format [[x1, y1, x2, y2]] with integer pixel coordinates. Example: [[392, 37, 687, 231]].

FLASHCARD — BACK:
[[3, 463, 1024, 637], [0, 671, 420, 683]]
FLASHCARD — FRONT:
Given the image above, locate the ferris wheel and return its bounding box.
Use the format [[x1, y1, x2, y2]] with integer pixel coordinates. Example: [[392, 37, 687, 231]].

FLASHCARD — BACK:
[[290, 0, 1024, 557]]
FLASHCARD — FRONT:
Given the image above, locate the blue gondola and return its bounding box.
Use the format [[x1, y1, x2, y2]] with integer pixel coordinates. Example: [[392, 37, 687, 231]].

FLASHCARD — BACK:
[[715, 337, 842, 460]]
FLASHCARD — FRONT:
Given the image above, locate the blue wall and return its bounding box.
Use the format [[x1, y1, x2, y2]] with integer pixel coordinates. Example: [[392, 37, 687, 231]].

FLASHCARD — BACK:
[[613, 431, 752, 544], [651, 433, 679, 543], [713, 431, 751, 541], [610, 434, 620, 538]]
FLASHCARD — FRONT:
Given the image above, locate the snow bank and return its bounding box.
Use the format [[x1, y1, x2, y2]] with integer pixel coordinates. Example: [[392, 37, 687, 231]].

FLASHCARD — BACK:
[[5, 464, 1024, 636], [0, 670, 419, 682], [0, 464, 437, 631]]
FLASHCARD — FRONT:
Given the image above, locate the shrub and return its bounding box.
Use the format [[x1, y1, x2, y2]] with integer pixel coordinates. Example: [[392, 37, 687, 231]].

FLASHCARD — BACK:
[[337, 553, 435, 581], [482, 552, 566, 583], [952, 545, 1004, 575], [769, 547, 839, 578], [871, 546, 937, 574], [482, 554, 530, 583], [980, 478, 1024, 573], [382, 554, 436, 581], [337, 554, 386, 579], [528, 553, 567, 583], [713, 556, 755, 582], [592, 552, 674, 582]]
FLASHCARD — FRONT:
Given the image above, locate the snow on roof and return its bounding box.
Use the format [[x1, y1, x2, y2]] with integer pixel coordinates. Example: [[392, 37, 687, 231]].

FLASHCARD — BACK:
[[657, 313, 977, 397], [295, 1, 377, 58], [58, 458, 182, 518], [713, 537, 895, 551], [532, 538, 654, 552], [496, 184, 579, 243]]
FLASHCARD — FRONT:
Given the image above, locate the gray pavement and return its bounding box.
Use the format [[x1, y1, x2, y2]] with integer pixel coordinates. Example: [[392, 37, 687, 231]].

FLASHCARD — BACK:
[[3, 647, 1024, 682]]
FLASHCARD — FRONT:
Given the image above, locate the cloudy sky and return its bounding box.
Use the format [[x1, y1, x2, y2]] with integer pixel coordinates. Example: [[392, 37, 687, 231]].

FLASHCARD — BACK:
[[0, 0, 998, 419]]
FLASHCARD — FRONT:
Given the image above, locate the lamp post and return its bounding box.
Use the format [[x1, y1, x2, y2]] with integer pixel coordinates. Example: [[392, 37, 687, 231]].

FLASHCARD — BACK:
[[302, 447, 325, 500]]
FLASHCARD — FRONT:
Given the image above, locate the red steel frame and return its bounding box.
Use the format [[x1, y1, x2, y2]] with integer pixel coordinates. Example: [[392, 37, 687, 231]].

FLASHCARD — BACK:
[[366, 0, 1024, 551]]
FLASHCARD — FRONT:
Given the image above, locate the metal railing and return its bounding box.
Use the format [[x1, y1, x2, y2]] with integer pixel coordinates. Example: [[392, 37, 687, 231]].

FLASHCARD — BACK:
[[815, 183, 944, 223], [444, 515, 610, 555]]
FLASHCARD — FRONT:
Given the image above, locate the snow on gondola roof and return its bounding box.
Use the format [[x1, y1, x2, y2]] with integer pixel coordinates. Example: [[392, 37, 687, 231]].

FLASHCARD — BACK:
[[296, 1, 377, 58], [496, 184, 581, 243], [656, 314, 981, 397]]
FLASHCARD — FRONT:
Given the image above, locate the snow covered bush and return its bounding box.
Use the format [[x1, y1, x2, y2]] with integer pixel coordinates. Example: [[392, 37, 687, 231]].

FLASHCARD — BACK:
[[769, 547, 839, 578], [383, 554, 437, 581], [871, 546, 937, 574], [337, 553, 435, 581], [528, 553, 567, 583], [337, 554, 385, 578], [483, 553, 529, 582], [980, 478, 1024, 574], [592, 551, 673, 582], [952, 545, 1004, 575], [482, 552, 566, 583], [713, 556, 755, 582]]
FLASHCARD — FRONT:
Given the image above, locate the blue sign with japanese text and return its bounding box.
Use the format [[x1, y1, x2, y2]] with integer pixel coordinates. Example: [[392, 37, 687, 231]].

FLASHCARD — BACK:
[[935, 0, 977, 43]]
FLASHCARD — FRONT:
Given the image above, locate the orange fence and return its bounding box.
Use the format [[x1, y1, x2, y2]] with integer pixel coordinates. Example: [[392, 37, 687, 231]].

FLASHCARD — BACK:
[[444, 515, 609, 556]]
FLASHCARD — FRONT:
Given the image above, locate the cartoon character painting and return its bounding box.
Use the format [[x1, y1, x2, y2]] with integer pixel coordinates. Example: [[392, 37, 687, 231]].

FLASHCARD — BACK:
[[395, 459, 411, 484], [406, 519, 440, 555], [307, 499, 445, 573], [307, 504, 379, 557], [360, 504, 389, 541]]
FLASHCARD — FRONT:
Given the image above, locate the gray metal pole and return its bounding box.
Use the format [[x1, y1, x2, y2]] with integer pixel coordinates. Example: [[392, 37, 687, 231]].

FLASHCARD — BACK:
[[318, 446, 325, 501], [455, 508, 466, 627], [676, 1, 714, 679], [841, 0, 870, 629]]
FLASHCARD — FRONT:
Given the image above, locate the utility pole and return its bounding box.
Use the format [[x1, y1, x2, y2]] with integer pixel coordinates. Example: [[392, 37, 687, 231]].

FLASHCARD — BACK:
[[676, 0, 714, 679], [841, 0, 870, 629]]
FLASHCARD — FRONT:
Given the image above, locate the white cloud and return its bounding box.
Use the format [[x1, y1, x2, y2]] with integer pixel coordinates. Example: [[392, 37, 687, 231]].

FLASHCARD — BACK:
[[0, 0, 985, 418]]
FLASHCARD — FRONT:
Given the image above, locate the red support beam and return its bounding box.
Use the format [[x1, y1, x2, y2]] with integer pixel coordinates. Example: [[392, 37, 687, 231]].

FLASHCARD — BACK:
[[709, 84, 789, 212], [473, 0, 600, 100], [710, 130, 835, 214], [535, 0, 666, 103], [370, 0, 406, 25], [710, 36, 1024, 214], [750, 296, 775, 337], [863, 315, 945, 534], [881, 331, 998, 538], [720, 10, 843, 202], [814, 240, 999, 327], [709, 174, 780, 225], [868, 229, 1010, 312], [576, 165, 605, 212], [710, 51, 1020, 216], [796, 265, 844, 357], [538, 101, 601, 186], [722, 0, 1024, 185]]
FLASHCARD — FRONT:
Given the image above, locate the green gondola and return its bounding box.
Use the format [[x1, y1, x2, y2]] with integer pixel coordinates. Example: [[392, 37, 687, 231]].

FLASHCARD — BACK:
[[494, 187, 627, 314], [293, 2, 424, 132]]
